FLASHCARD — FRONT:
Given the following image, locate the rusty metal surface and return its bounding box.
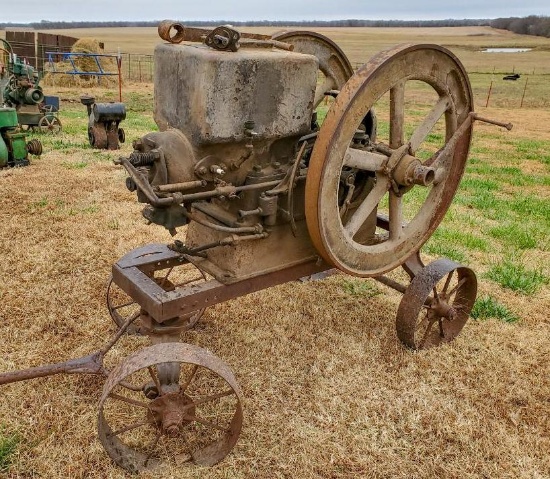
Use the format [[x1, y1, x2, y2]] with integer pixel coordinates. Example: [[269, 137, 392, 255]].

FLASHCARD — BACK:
[[0, 352, 104, 386], [395, 258, 477, 349], [153, 43, 317, 149], [112, 243, 331, 322], [272, 30, 354, 108], [305, 44, 474, 277], [158, 20, 271, 44], [106, 262, 208, 335], [98, 342, 243, 471]]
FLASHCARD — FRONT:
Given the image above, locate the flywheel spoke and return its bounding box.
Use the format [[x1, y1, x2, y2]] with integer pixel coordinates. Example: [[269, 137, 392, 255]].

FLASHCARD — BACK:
[[147, 366, 164, 395], [389, 80, 405, 148], [344, 175, 390, 237], [344, 148, 387, 171], [181, 365, 198, 393], [447, 277, 467, 299], [388, 191, 403, 240], [419, 318, 437, 349], [143, 432, 163, 467], [409, 96, 451, 153], [109, 392, 149, 409]]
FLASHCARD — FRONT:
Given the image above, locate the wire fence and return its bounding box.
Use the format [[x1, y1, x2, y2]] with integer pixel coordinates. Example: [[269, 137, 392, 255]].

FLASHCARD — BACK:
[[9, 47, 545, 109], [121, 53, 154, 82]]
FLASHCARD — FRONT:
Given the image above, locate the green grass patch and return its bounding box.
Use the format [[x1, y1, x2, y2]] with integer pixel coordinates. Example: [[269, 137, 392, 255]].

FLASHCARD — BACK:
[[515, 139, 550, 161], [30, 197, 49, 209], [0, 428, 20, 472], [488, 223, 540, 250], [485, 260, 548, 295], [61, 160, 88, 169], [423, 241, 467, 264], [341, 279, 381, 297], [428, 227, 489, 253], [460, 177, 500, 192], [471, 296, 519, 323], [508, 195, 550, 222]]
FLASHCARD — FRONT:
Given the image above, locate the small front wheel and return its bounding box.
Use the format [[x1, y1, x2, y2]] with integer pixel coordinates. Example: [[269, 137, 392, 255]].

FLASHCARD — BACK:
[[396, 258, 477, 350], [98, 343, 243, 472]]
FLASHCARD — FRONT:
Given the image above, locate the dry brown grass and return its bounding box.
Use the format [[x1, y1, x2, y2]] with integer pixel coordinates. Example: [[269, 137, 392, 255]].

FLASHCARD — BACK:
[[0, 82, 548, 478]]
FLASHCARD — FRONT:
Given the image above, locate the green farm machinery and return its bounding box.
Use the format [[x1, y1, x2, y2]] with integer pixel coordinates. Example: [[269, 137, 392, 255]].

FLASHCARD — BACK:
[[0, 39, 61, 133], [0, 106, 42, 167]]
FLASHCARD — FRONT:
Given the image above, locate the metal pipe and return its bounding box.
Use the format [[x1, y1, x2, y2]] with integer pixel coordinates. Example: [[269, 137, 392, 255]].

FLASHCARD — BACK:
[[0, 352, 104, 386], [155, 180, 206, 193], [118, 158, 174, 207], [373, 275, 407, 294], [174, 180, 282, 203], [183, 210, 263, 234]]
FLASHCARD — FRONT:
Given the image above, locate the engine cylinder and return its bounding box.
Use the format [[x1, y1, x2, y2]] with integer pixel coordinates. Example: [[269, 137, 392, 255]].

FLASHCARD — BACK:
[[154, 43, 319, 149]]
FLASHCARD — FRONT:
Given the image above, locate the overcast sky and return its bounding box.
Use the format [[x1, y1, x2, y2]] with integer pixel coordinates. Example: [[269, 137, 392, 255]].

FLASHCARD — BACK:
[[3, 0, 550, 23]]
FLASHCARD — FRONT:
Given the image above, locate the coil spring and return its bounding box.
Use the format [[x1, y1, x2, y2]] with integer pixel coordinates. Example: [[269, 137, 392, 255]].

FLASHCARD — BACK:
[[26, 139, 43, 156], [129, 151, 157, 167]]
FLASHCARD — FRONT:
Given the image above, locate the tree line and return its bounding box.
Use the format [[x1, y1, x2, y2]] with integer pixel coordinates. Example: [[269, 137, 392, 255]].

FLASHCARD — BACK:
[[1, 19, 490, 29], [491, 16, 550, 38], [0, 16, 548, 38]]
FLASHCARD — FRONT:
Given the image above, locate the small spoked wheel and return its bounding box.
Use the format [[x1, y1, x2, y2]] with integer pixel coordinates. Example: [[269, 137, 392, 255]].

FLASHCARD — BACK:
[[106, 263, 208, 335], [38, 115, 62, 134], [98, 343, 243, 472], [396, 258, 477, 350], [305, 44, 473, 277]]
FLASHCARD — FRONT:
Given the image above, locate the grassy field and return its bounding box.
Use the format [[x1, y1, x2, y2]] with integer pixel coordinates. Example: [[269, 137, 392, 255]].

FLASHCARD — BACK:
[[0, 26, 549, 478], [29, 25, 550, 74]]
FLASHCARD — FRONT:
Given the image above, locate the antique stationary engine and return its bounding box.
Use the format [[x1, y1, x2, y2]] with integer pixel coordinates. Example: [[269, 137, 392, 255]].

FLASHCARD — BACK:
[[81, 95, 126, 150], [120, 25, 378, 283], [0, 22, 514, 473], [1, 39, 62, 133]]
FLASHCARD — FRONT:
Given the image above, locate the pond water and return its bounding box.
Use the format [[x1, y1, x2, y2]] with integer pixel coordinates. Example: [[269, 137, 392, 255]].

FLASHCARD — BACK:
[[482, 48, 532, 53]]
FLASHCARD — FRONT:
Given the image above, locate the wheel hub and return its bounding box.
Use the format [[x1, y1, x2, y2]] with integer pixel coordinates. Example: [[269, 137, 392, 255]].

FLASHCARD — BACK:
[[430, 296, 456, 321], [148, 392, 196, 437]]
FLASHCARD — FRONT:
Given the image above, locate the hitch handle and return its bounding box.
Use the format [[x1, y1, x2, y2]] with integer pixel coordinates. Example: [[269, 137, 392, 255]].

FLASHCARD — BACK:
[[473, 114, 513, 131], [0, 352, 104, 386]]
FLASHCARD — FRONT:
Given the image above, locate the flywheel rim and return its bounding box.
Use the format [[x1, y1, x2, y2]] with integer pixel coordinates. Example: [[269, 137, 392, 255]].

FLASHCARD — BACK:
[[305, 43, 473, 277]]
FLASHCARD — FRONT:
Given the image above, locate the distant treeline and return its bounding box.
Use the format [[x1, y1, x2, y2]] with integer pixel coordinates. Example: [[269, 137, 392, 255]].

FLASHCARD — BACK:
[[491, 16, 550, 38], [0, 19, 490, 29], [0, 17, 548, 38]]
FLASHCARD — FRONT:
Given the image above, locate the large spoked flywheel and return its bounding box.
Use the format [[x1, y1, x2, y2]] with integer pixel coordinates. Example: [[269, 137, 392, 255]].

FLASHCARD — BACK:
[[305, 44, 474, 277]]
